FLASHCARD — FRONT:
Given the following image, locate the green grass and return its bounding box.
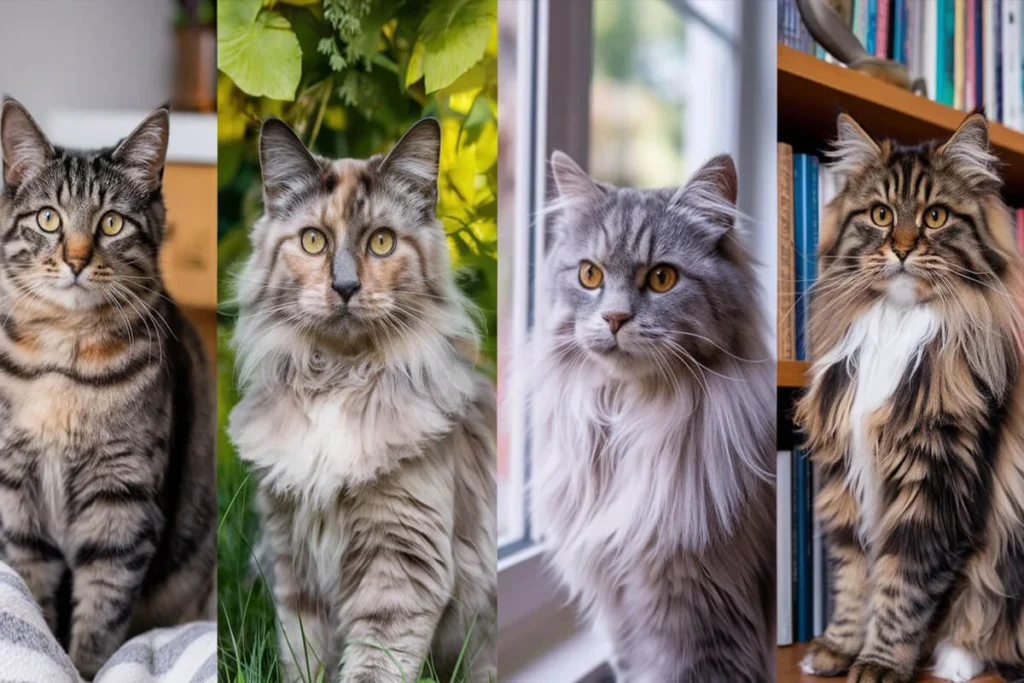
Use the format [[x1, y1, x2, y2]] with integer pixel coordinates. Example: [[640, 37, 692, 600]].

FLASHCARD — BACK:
[[216, 327, 483, 683]]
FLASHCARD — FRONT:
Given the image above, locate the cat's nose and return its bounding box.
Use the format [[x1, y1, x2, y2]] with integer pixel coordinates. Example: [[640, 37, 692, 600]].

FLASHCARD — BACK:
[[332, 279, 361, 302], [602, 312, 632, 335], [66, 258, 88, 276]]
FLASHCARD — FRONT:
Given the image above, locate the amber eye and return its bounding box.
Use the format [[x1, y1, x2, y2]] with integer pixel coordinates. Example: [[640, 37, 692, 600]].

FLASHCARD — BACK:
[[300, 228, 327, 255], [870, 204, 894, 227], [36, 207, 61, 233], [923, 205, 948, 229], [647, 264, 678, 293], [100, 211, 124, 236], [578, 261, 603, 289], [368, 228, 396, 257]]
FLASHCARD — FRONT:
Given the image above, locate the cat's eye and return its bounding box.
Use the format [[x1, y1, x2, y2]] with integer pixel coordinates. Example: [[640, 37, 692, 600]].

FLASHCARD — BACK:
[[100, 212, 124, 236], [647, 265, 678, 293], [579, 261, 603, 289], [301, 228, 327, 255], [923, 205, 948, 229], [36, 207, 61, 233], [368, 228, 396, 257], [870, 204, 894, 227]]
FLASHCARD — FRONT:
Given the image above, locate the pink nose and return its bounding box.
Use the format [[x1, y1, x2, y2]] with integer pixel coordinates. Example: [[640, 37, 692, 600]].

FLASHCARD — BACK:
[[603, 312, 632, 334]]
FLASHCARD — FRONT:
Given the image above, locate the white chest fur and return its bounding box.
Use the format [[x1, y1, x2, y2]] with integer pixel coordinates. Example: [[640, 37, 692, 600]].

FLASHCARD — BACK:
[[818, 302, 940, 543]]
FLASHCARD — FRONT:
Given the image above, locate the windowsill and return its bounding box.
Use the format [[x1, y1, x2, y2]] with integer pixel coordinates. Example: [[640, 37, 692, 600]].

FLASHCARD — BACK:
[[498, 545, 612, 682]]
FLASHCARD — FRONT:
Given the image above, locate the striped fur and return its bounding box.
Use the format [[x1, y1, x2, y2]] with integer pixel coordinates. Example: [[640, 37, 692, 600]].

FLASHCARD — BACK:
[[228, 118, 496, 683], [0, 98, 215, 678], [796, 113, 1024, 682], [532, 152, 775, 682]]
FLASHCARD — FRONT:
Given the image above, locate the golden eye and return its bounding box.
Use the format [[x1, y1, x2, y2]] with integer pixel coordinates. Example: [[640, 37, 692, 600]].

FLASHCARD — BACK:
[[870, 204, 894, 227], [300, 228, 327, 255], [100, 211, 124, 236], [368, 228, 396, 257], [36, 207, 61, 233], [647, 264, 678, 293], [924, 205, 948, 229], [578, 261, 603, 289]]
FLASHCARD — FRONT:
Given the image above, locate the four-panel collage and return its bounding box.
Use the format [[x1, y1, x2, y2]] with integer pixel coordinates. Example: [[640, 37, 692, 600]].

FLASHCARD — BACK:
[[0, 0, 1022, 682]]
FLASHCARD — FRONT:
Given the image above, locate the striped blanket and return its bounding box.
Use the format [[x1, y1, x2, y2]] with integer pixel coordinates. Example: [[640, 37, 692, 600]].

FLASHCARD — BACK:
[[0, 562, 215, 682]]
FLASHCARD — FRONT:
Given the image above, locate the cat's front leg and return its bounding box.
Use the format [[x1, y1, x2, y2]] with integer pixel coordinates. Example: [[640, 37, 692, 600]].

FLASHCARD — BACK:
[[803, 478, 870, 677], [273, 556, 332, 683], [0, 431, 64, 635], [846, 442, 981, 683], [65, 453, 162, 678]]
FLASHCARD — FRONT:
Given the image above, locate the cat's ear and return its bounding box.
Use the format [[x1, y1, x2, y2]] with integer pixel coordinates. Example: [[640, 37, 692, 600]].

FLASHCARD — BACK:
[[670, 154, 738, 233], [828, 113, 883, 175], [259, 118, 321, 207], [937, 113, 1000, 188], [1, 97, 54, 190], [551, 150, 603, 202], [378, 117, 441, 199], [112, 106, 169, 192]]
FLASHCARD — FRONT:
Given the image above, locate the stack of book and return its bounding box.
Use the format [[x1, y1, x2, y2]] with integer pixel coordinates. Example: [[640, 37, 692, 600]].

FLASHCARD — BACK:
[[779, 0, 1024, 130]]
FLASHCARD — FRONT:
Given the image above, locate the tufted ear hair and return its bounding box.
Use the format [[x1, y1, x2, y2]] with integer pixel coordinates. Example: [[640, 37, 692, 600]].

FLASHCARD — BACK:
[[669, 154, 740, 236], [259, 117, 322, 211], [112, 105, 170, 192], [550, 150, 604, 203], [937, 113, 1001, 189], [826, 113, 883, 177], [1, 97, 54, 190], [378, 117, 441, 201]]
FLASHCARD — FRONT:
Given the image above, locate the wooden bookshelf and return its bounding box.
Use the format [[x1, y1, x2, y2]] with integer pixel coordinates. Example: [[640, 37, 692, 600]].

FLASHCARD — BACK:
[[777, 645, 1007, 682], [778, 44, 1024, 207], [778, 360, 809, 389]]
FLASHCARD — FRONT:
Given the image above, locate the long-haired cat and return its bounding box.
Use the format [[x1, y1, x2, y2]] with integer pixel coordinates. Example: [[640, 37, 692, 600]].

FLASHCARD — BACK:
[[0, 98, 215, 677], [531, 151, 775, 683], [796, 113, 1024, 683], [228, 118, 496, 683]]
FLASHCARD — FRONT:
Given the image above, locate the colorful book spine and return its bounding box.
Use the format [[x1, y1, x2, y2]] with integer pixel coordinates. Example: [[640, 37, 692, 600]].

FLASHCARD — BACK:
[[893, 0, 908, 63], [955, 0, 966, 109], [974, 0, 984, 110], [867, 0, 879, 55], [811, 462, 825, 638], [877, 0, 891, 58], [924, 0, 940, 101], [997, 0, 1004, 122], [938, 0, 956, 106], [793, 154, 819, 362], [795, 449, 813, 643], [777, 451, 794, 646], [1003, 0, 1020, 129], [854, 0, 869, 51], [778, 144, 796, 361]]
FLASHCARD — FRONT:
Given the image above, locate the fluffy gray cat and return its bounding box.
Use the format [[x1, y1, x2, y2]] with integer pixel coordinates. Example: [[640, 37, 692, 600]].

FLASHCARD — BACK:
[[228, 118, 496, 683], [531, 151, 775, 683]]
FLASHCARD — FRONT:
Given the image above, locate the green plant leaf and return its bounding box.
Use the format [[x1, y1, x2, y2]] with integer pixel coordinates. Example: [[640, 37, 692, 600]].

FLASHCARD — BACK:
[[219, 0, 302, 100], [418, 0, 496, 93]]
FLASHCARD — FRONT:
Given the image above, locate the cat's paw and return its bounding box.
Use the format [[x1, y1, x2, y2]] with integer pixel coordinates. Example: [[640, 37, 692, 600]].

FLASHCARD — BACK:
[[932, 642, 985, 682], [845, 659, 913, 683], [801, 638, 857, 676]]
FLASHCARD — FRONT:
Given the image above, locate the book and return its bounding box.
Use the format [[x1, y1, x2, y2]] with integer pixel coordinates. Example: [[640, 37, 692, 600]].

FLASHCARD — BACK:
[[794, 154, 819, 362], [924, 0, 939, 102], [777, 451, 794, 646], [877, 0, 891, 58], [778, 144, 796, 361], [997, 0, 1005, 121], [812, 463, 825, 637], [955, 0, 966, 110], [867, 0, 879, 55], [938, 0, 956, 105], [1003, 0, 1020, 128], [795, 449, 813, 642], [985, 0, 998, 117], [893, 0, 908, 63]]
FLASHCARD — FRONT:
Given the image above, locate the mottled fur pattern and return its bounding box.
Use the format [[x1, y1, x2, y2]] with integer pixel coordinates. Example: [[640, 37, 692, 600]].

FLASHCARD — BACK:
[[0, 99, 215, 678], [531, 152, 775, 683], [228, 118, 496, 683], [796, 113, 1024, 683]]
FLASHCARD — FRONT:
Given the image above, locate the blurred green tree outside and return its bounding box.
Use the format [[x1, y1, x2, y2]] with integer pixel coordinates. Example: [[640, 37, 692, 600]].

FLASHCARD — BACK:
[[216, 0, 497, 679]]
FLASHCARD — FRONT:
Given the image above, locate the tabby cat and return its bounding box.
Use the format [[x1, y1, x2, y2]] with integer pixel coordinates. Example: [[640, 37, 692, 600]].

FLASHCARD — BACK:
[[531, 151, 775, 683], [796, 113, 1024, 682], [0, 98, 215, 677], [228, 118, 496, 683]]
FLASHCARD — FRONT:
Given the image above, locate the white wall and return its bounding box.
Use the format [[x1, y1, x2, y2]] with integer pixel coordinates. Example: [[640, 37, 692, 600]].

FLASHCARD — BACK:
[[0, 0, 175, 120]]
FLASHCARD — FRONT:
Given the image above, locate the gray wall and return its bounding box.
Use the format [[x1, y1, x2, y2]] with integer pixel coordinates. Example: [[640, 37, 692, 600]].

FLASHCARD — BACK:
[[0, 0, 175, 119]]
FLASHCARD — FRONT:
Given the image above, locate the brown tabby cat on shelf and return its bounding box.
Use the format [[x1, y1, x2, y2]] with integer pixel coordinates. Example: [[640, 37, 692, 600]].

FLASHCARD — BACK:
[[796, 113, 1024, 683], [0, 98, 215, 678]]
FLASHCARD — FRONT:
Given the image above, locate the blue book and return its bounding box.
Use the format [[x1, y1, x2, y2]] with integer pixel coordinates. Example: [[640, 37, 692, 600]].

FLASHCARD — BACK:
[[793, 155, 819, 362], [867, 0, 878, 54], [937, 0, 956, 105], [893, 0, 907, 63], [795, 449, 813, 642]]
